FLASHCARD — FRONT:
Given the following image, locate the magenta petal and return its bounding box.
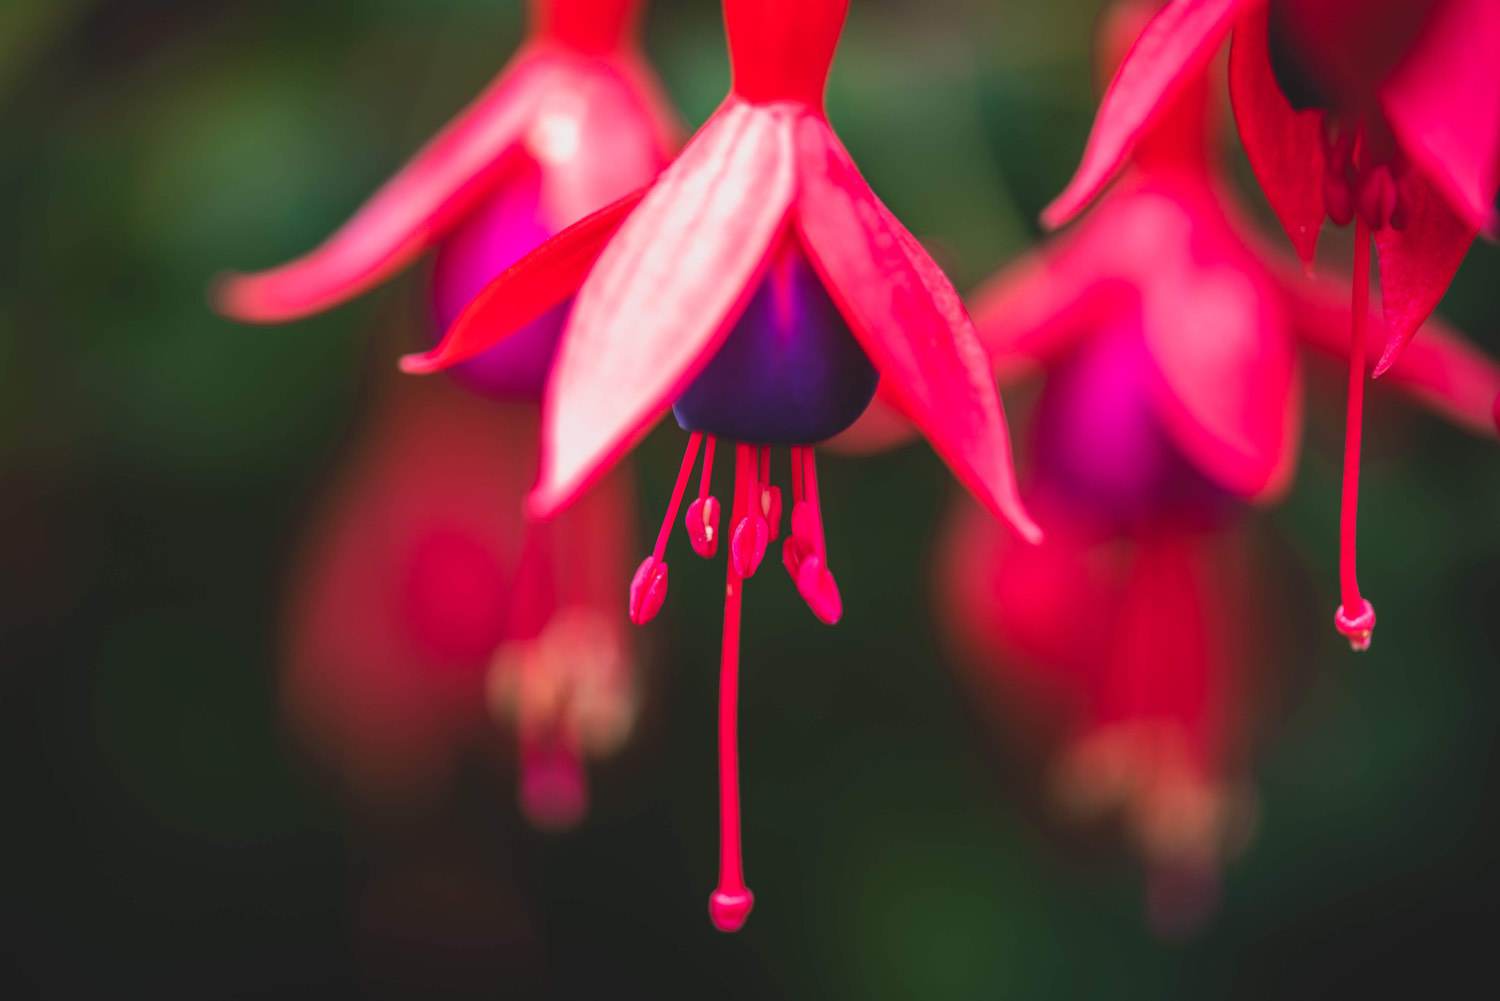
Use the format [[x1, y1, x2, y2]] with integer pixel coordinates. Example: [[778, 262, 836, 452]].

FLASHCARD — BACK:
[[530, 101, 798, 516], [216, 54, 553, 323], [794, 118, 1040, 543], [1042, 0, 1251, 229], [1136, 199, 1299, 500], [1372, 174, 1477, 375], [1382, 0, 1500, 237], [1228, 8, 1326, 265]]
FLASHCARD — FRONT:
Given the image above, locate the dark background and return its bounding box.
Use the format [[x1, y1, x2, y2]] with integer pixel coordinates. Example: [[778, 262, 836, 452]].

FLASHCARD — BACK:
[[2, 0, 1497, 996]]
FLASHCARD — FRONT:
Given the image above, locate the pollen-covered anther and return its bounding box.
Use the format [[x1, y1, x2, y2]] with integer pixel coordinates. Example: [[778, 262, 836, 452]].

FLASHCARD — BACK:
[[1334, 598, 1376, 652], [628, 557, 668, 625], [686, 496, 721, 558], [730, 513, 769, 578]]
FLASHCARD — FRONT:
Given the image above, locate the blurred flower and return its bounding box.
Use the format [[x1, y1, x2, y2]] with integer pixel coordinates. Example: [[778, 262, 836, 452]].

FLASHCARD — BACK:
[[405, 0, 1038, 932], [216, 0, 678, 344], [938, 0, 1500, 932], [285, 372, 637, 829], [221, 0, 677, 826], [1045, 0, 1499, 648]]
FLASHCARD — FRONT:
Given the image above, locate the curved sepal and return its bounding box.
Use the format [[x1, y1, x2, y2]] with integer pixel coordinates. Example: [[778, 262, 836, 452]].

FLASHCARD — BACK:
[[1228, 8, 1326, 265], [1371, 176, 1476, 375], [1288, 269, 1500, 437], [1382, 0, 1500, 237], [401, 187, 646, 374], [217, 54, 554, 323], [1042, 0, 1249, 229], [531, 102, 799, 516], [794, 117, 1040, 543]]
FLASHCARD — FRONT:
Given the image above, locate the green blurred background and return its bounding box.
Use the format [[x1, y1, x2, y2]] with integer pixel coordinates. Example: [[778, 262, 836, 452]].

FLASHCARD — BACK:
[[3, 0, 1497, 996]]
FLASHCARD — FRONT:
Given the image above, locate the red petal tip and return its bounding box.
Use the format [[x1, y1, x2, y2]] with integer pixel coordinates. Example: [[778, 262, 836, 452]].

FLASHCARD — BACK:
[[708, 888, 754, 933], [628, 557, 668, 625]]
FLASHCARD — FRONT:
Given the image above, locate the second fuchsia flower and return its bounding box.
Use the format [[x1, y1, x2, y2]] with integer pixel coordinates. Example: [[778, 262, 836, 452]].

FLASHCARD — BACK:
[[939, 0, 1500, 930], [217, 0, 677, 823], [1044, 0, 1500, 649], [406, 0, 1039, 932]]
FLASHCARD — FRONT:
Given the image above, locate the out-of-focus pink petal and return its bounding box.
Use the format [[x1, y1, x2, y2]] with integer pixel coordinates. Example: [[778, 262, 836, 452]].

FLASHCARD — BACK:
[[1228, 7, 1326, 265], [1288, 271, 1500, 436], [1042, 0, 1252, 229], [1372, 176, 1477, 375], [794, 118, 1040, 542], [1382, 0, 1500, 237], [969, 228, 1131, 385], [531, 102, 798, 516], [1137, 197, 1299, 500], [527, 59, 673, 227], [217, 54, 554, 323], [401, 187, 646, 375]]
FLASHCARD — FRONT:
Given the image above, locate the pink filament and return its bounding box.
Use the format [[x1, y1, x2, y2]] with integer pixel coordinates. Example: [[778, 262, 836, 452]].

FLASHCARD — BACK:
[[699, 436, 718, 500], [800, 446, 828, 556], [1335, 219, 1376, 650], [651, 432, 702, 562], [710, 444, 754, 932]]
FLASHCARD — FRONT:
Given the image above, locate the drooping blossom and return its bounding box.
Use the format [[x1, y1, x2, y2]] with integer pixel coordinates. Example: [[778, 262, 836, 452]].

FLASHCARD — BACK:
[[937, 0, 1500, 929], [405, 0, 1039, 931], [220, 0, 677, 823], [285, 370, 637, 829], [1044, 0, 1500, 649]]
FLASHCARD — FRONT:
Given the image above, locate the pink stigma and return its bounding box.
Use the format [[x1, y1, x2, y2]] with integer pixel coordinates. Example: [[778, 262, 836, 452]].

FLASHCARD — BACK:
[[630, 434, 848, 931], [519, 737, 588, 831]]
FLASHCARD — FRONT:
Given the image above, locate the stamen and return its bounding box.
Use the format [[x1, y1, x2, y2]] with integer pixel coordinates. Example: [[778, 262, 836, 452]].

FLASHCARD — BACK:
[[687, 436, 721, 558], [710, 449, 754, 933], [729, 443, 769, 578], [785, 448, 842, 624], [629, 432, 702, 625], [1334, 218, 1376, 651], [759, 445, 783, 540]]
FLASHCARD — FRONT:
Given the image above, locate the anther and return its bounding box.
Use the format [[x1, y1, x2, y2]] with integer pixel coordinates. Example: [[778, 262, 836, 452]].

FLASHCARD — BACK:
[[629, 432, 703, 625], [687, 436, 721, 558], [783, 447, 842, 624], [729, 444, 769, 578], [759, 445, 783, 540]]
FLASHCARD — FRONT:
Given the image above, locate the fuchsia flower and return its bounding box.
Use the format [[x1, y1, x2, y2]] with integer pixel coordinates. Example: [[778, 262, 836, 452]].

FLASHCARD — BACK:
[[938, 0, 1500, 930], [216, 0, 678, 349], [404, 0, 1039, 931], [285, 373, 637, 828], [218, 0, 677, 823], [1044, 0, 1500, 649]]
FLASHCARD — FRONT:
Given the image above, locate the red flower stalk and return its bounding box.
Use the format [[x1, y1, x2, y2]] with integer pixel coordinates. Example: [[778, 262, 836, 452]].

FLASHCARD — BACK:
[[218, 0, 675, 825], [1044, 0, 1500, 649], [405, 0, 1039, 931], [285, 373, 637, 829], [936, 0, 1500, 929]]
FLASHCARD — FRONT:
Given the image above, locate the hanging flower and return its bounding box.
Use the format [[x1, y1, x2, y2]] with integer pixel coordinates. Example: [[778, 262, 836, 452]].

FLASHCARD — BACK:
[[285, 372, 637, 829], [938, 0, 1499, 931], [404, 0, 1039, 931], [215, 0, 678, 362], [1043, 0, 1499, 649], [219, 0, 677, 825]]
